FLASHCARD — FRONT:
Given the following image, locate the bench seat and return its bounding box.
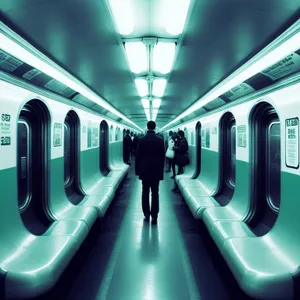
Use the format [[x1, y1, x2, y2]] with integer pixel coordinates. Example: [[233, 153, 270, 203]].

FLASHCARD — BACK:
[[185, 196, 218, 218], [4, 235, 77, 299], [223, 236, 296, 299]]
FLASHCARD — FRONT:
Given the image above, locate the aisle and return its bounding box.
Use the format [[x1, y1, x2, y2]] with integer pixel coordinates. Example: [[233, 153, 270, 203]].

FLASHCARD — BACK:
[[36, 162, 250, 300]]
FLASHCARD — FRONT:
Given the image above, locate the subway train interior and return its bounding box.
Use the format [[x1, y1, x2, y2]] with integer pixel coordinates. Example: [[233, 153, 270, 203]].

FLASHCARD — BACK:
[[0, 0, 300, 299]]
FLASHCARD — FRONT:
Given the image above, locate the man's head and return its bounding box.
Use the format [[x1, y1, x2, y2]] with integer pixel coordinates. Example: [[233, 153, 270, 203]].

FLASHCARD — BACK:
[[169, 130, 173, 136], [126, 129, 130, 135], [178, 130, 184, 138], [147, 121, 156, 130]]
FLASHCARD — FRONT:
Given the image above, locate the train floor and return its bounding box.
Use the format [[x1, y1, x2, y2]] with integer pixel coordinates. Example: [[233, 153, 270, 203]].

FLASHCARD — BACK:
[[35, 160, 252, 300]]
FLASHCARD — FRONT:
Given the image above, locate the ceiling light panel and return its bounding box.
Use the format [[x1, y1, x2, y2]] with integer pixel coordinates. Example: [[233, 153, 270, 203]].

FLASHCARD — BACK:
[[152, 99, 161, 109], [108, 0, 134, 35], [152, 78, 167, 97], [141, 98, 150, 109], [153, 42, 176, 74], [160, 0, 190, 35], [144, 108, 150, 120], [135, 78, 148, 96], [124, 42, 147, 74], [152, 109, 158, 121]]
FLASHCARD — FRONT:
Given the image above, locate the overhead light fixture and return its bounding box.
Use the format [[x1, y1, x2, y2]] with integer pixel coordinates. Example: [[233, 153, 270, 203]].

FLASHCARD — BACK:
[[153, 42, 176, 74], [161, 0, 190, 35], [108, 0, 134, 35], [135, 78, 148, 96], [152, 78, 167, 97], [124, 42, 147, 74], [141, 98, 150, 109], [144, 108, 150, 121], [161, 20, 300, 130], [0, 23, 142, 131], [152, 108, 158, 121], [152, 99, 161, 109]]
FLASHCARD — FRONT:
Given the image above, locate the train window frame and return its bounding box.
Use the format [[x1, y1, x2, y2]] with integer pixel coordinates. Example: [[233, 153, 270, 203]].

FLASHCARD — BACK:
[[18, 119, 32, 213], [64, 121, 73, 187], [192, 121, 201, 179], [227, 124, 236, 188], [247, 102, 280, 236], [266, 121, 280, 213]]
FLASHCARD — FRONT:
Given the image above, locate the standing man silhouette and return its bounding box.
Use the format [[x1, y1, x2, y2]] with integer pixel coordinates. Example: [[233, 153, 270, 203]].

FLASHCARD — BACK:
[[135, 121, 165, 224]]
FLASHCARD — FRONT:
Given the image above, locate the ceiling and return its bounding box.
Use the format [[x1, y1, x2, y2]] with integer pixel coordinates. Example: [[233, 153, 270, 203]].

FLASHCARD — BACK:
[[0, 0, 299, 130]]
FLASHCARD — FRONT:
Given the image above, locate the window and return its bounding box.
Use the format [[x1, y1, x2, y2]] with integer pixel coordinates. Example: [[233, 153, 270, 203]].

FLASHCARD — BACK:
[[267, 122, 280, 211], [193, 121, 201, 178], [228, 125, 236, 187], [115, 127, 120, 141], [64, 111, 83, 205], [17, 100, 51, 235], [247, 102, 280, 236], [215, 112, 236, 206], [100, 120, 110, 175], [109, 125, 113, 142], [64, 121, 71, 185], [17, 120, 31, 211], [184, 127, 188, 142]]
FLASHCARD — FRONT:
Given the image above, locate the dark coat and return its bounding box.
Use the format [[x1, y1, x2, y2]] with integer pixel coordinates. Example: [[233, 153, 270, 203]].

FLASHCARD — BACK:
[[123, 134, 132, 161], [135, 131, 165, 181], [132, 136, 139, 152], [175, 137, 189, 155]]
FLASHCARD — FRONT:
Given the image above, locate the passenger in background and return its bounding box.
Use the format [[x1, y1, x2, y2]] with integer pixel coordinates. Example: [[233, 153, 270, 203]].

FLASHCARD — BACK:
[[123, 129, 132, 165], [135, 121, 165, 224], [132, 133, 139, 156], [174, 130, 189, 175], [172, 130, 189, 193], [165, 130, 174, 173], [170, 131, 179, 179]]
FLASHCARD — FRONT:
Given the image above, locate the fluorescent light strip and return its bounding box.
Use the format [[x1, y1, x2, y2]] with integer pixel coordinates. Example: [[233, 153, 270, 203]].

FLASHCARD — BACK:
[[135, 78, 148, 96], [0, 26, 142, 131], [152, 99, 161, 109], [161, 0, 191, 35], [152, 78, 167, 97], [161, 23, 300, 130], [108, 0, 134, 35], [141, 98, 150, 109], [124, 42, 147, 74], [153, 42, 176, 74]]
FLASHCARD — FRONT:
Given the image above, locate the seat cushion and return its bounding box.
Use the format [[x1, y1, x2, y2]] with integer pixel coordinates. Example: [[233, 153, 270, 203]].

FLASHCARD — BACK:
[[4, 235, 77, 299], [55, 205, 98, 230], [210, 221, 254, 252], [223, 236, 295, 299], [184, 196, 218, 219], [45, 220, 89, 249], [203, 206, 243, 233], [181, 187, 211, 201]]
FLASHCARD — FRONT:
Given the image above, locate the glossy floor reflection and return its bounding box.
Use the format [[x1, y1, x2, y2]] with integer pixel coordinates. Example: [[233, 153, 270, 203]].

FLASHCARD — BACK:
[[35, 160, 252, 300]]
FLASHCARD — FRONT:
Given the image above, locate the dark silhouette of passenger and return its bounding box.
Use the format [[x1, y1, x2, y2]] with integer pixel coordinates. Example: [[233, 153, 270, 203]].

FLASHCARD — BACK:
[[135, 121, 165, 224], [174, 130, 189, 175], [132, 134, 139, 156], [170, 131, 179, 179], [123, 129, 132, 165]]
